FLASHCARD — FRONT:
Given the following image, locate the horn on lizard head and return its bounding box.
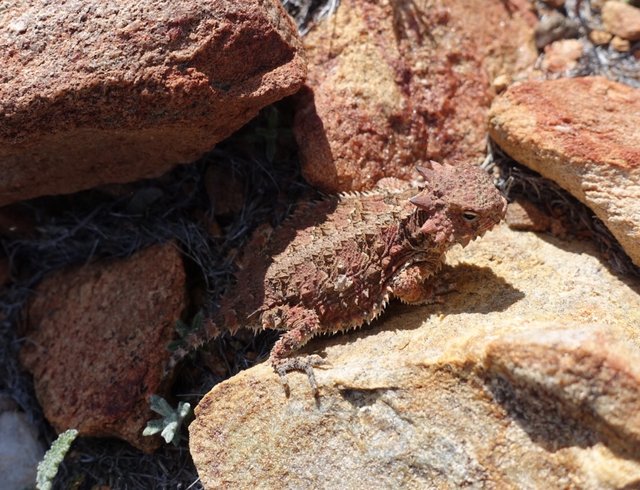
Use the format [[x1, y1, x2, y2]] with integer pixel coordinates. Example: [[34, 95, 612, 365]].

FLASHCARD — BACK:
[[431, 160, 455, 172], [416, 164, 433, 180], [417, 161, 450, 179], [409, 192, 434, 210]]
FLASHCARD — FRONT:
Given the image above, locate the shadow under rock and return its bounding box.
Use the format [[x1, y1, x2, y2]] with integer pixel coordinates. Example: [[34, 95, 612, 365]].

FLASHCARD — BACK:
[[290, 86, 338, 190], [484, 370, 640, 463]]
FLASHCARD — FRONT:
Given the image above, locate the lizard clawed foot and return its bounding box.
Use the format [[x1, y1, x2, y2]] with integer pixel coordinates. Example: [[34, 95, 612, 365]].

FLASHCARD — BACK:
[[272, 354, 330, 396]]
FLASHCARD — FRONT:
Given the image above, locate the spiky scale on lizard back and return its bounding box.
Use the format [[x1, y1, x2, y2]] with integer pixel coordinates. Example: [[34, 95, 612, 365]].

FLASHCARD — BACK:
[[220, 187, 428, 333]]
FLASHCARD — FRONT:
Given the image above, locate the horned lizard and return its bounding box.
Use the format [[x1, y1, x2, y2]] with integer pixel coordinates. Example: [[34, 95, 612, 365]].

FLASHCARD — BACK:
[[179, 162, 507, 392]]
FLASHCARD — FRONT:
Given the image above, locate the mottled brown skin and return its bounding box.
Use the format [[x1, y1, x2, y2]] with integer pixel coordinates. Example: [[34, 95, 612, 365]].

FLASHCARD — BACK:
[[212, 162, 507, 391]]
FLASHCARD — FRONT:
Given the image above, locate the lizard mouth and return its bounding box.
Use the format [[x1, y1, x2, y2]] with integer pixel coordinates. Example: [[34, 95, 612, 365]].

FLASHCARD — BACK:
[[460, 225, 494, 246]]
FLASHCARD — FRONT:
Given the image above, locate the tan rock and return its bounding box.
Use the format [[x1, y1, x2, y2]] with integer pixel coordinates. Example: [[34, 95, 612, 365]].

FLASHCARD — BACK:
[[489, 76, 640, 267], [294, 0, 537, 193], [588, 29, 613, 45], [189, 224, 640, 488], [541, 39, 583, 72], [602, 0, 640, 41], [21, 244, 186, 452], [0, 0, 306, 206], [491, 74, 512, 93], [610, 35, 631, 52], [483, 327, 640, 456]]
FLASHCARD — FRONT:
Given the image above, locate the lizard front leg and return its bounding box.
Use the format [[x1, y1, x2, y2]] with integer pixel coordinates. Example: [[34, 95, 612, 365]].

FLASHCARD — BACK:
[[389, 262, 454, 305], [266, 305, 327, 395]]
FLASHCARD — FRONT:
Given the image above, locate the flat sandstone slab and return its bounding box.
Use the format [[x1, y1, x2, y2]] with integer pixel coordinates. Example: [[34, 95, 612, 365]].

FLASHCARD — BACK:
[[0, 0, 305, 205], [190, 224, 640, 488], [489, 76, 640, 267]]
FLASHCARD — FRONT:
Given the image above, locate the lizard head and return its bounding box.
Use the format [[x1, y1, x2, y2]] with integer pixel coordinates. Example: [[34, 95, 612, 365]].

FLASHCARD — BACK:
[[409, 161, 507, 247]]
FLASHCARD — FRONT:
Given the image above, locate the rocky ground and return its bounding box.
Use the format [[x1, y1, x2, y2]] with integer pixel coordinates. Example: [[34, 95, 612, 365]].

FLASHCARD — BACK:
[[1, 0, 639, 488]]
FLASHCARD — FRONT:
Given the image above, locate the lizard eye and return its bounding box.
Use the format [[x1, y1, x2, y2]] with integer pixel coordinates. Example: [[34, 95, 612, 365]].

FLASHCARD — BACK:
[[462, 211, 479, 222]]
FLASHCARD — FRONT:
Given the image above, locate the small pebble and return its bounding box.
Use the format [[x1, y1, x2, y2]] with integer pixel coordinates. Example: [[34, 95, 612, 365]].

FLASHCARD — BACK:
[[611, 35, 630, 52], [8, 19, 28, 34], [589, 29, 613, 45]]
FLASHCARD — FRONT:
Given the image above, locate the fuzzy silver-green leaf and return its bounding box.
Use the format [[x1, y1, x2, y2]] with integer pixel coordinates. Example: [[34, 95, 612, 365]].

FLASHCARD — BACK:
[[36, 429, 78, 490]]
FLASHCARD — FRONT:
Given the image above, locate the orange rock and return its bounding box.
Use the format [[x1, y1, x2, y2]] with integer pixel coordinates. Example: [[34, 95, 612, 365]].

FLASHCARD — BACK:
[[20, 244, 186, 452], [0, 0, 306, 206], [541, 39, 583, 72], [492, 74, 512, 93], [489, 76, 640, 267], [602, 0, 640, 41], [294, 0, 536, 193]]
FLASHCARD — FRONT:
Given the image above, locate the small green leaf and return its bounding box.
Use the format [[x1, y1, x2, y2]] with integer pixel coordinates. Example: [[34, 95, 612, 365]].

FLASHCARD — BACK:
[[178, 402, 192, 419], [143, 396, 192, 447], [161, 421, 180, 445], [148, 394, 174, 417], [36, 429, 78, 490], [142, 419, 165, 436], [191, 310, 204, 332], [167, 339, 184, 352]]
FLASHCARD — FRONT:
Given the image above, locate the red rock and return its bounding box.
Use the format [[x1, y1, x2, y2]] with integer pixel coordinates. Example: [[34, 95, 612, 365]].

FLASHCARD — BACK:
[[489, 76, 640, 267], [293, 0, 536, 193], [0, 0, 306, 206], [602, 1, 640, 41], [20, 244, 186, 452]]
